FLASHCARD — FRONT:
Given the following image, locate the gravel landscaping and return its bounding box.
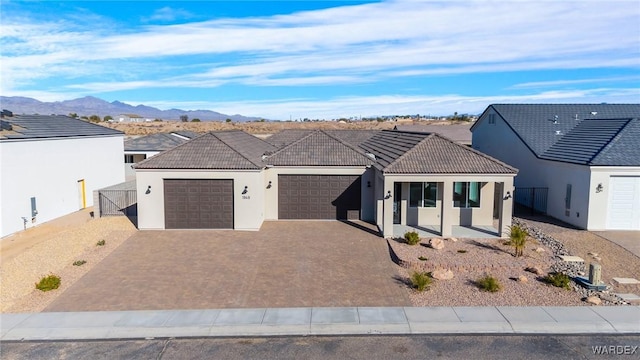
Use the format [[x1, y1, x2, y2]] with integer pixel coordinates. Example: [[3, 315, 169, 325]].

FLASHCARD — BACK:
[[0, 216, 137, 313], [391, 219, 640, 307]]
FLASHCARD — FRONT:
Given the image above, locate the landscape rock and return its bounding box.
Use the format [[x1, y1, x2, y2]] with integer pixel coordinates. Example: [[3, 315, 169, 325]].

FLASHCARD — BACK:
[[518, 275, 528, 283], [593, 256, 602, 261], [446, 237, 458, 243], [534, 247, 545, 253], [525, 266, 545, 276], [432, 269, 454, 280], [588, 252, 598, 257], [429, 238, 445, 250], [585, 296, 602, 305]]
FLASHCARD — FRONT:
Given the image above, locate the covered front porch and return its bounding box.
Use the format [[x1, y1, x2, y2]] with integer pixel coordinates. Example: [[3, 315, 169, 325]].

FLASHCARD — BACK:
[[376, 175, 514, 239]]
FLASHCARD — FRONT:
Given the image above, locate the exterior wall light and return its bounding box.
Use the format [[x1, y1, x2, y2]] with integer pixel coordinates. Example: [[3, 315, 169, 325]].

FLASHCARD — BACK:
[[145, 186, 151, 194], [385, 190, 392, 199], [242, 186, 249, 194], [596, 183, 603, 193], [503, 191, 512, 200], [267, 181, 272, 189]]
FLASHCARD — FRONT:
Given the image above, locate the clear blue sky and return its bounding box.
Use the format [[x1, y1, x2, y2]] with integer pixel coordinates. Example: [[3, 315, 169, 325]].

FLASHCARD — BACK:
[[1, 0, 639, 120]]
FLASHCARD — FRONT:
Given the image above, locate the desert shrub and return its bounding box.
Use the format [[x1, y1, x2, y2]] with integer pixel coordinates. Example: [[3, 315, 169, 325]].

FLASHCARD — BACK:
[[410, 271, 432, 292], [96, 240, 106, 246], [404, 231, 420, 245], [506, 224, 529, 257], [543, 272, 571, 290], [477, 275, 501, 292], [457, 250, 467, 254], [35, 274, 61, 292], [73, 260, 86, 266], [418, 256, 428, 261]]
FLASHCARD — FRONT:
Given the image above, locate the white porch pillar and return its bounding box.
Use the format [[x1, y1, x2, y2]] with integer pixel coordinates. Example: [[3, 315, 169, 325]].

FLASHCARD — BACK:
[[382, 177, 394, 237], [498, 178, 514, 238], [441, 180, 453, 237]]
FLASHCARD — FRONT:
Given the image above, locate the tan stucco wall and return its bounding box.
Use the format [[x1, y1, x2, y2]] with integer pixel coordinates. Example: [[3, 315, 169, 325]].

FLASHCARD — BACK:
[[136, 169, 264, 230], [262, 166, 368, 220]]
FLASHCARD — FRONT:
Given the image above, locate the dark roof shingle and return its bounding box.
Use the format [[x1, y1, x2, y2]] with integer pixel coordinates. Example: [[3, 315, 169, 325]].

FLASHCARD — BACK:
[[393, 124, 472, 144], [266, 129, 379, 148], [0, 115, 123, 140]]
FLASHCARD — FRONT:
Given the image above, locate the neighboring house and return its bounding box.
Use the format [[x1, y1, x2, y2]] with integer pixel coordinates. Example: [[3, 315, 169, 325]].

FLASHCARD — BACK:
[[135, 130, 516, 238], [0, 114, 125, 238], [117, 114, 151, 122], [393, 124, 472, 146], [472, 104, 640, 231], [123, 131, 198, 180]]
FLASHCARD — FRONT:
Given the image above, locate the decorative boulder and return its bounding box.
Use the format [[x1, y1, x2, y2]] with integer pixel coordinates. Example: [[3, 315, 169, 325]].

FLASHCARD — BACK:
[[534, 247, 545, 253], [432, 269, 454, 280], [446, 237, 458, 243], [518, 275, 528, 283], [429, 238, 445, 250], [586, 296, 602, 305], [525, 266, 545, 276]]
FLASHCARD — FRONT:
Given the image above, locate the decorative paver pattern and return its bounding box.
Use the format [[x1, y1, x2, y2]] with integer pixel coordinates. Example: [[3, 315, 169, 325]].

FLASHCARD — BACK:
[[44, 221, 410, 312]]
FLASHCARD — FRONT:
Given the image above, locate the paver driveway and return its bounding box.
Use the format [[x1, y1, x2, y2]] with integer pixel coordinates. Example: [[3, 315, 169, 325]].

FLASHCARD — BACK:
[[45, 221, 410, 311]]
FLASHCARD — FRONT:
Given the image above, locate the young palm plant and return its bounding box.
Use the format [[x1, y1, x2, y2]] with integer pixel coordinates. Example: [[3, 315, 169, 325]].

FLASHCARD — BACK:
[[507, 224, 529, 257]]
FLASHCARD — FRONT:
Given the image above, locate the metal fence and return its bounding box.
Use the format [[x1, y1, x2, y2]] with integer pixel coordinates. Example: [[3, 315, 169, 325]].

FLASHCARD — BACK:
[[514, 187, 548, 215], [98, 188, 137, 217]]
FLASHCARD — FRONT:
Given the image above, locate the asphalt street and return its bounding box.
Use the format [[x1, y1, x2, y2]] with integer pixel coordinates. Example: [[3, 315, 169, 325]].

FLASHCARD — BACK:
[[2, 334, 639, 360]]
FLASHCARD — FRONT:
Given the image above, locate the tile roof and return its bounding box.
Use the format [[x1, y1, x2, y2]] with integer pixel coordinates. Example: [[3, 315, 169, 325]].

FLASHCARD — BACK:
[[481, 104, 640, 165], [0, 115, 123, 140], [393, 124, 472, 144], [124, 133, 193, 151], [135, 130, 276, 170], [265, 129, 379, 148], [361, 130, 517, 174], [264, 130, 374, 166]]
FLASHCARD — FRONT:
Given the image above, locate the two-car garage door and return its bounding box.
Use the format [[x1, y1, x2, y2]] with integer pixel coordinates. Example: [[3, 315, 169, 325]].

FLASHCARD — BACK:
[[607, 176, 640, 230], [278, 175, 361, 220], [164, 179, 233, 229]]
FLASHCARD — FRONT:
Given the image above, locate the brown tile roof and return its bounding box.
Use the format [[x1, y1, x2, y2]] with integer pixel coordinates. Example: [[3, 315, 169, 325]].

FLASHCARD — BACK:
[[135, 130, 276, 170], [361, 130, 517, 174], [264, 130, 374, 166], [393, 124, 472, 145], [266, 129, 379, 148]]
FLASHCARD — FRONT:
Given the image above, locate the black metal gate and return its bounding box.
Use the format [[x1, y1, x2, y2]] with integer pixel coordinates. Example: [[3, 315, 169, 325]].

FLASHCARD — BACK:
[[98, 189, 137, 217], [514, 187, 548, 215]]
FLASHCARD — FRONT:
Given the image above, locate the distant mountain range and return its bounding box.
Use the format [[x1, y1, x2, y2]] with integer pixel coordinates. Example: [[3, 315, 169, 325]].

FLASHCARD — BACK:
[[0, 96, 263, 122]]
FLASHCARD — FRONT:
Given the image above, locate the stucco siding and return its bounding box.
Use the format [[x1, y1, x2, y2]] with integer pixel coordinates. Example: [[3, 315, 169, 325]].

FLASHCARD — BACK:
[[1, 135, 124, 237], [136, 169, 264, 231]]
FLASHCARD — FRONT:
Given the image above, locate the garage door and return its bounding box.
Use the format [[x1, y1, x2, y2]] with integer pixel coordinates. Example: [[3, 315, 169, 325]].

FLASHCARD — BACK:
[[164, 179, 233, 229], [278, 175, 361, 220], [607, 176, 640, 230]]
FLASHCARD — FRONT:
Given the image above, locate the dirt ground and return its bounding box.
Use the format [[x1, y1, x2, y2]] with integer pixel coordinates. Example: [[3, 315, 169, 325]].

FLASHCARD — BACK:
[[102, 119, 461, 136]]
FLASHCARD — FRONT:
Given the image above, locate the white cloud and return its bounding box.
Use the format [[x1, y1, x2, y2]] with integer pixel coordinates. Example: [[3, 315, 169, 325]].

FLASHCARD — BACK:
[[142, 7, 195, 23]]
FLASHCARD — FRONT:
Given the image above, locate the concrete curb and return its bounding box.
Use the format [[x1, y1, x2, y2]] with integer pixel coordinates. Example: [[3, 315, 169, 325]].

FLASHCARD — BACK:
[[1, 306, 639, 341]]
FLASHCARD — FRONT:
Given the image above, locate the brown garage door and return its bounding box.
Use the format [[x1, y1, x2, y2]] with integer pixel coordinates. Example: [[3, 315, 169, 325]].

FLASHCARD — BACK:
[[278, 175, 361, 220], [164, 179, 233, 229]]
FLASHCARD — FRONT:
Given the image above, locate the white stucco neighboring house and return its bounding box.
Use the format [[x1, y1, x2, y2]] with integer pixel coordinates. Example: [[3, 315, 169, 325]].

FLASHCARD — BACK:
[[0, 114, 125, 238], [472, 104, 640, 231], [135, 129, 517, 238]]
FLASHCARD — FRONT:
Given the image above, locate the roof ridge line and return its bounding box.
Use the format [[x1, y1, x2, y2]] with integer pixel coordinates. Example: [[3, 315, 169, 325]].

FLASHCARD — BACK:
[[211, 131, 264, 168], [263, 130, 319, 159], [320, 130, 373, 161], [133, 132, 212, 169], [430, 133, 519, 172], [383, 132, 433, 172]]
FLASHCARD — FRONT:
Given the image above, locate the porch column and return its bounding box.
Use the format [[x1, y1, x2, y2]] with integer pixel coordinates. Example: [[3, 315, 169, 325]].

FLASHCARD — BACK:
[[498, 178, 514, 238], [441, 180, 453, 237], [382, 177, 394, 237]]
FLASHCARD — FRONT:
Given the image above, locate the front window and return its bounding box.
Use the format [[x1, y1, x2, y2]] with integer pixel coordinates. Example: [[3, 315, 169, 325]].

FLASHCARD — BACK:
[[409, 182, 438, 207], [454, 182, 481, 208]]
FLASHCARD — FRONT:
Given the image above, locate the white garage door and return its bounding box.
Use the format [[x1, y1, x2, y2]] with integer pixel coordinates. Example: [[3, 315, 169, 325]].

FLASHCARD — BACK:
[[607, 176, 640, 230]]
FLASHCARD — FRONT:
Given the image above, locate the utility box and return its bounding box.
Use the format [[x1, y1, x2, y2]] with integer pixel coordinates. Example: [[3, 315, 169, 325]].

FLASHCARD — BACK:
[[589, 263, 602, 285]]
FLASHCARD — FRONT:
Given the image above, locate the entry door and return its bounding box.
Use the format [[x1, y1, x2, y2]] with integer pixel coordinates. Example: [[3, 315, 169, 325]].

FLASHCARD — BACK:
[[393, 183, 401, 224]]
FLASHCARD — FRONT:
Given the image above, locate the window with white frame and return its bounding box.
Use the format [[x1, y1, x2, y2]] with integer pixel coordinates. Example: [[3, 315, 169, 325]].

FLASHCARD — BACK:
[[409, 182, 438, 207], [453, 182, 481, 208]]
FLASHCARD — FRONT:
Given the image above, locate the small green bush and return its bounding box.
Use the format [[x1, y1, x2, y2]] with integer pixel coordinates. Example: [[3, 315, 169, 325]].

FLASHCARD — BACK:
[[410, 271, 432, 292], [96, 240, 106, 246], [418, 256, 428, 261], [543, 272, 571, 290], [457, 250, 467, 254], [477, 275, 501, 292], [506, 224, 529, 257], [35, 274, 61, 292], [404, 231, 420, 245], [73, 260, 86, 266]]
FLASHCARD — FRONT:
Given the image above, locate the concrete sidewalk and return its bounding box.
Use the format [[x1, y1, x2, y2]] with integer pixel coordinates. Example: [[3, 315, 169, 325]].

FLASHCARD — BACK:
[[1, 306, 638, 341]]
